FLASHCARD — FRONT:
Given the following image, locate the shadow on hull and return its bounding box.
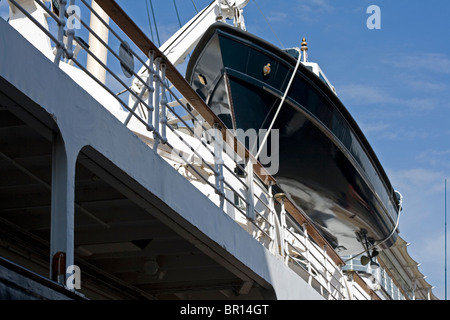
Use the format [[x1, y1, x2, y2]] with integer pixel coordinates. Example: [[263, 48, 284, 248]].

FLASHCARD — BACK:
[[186, 23, 400, 255]]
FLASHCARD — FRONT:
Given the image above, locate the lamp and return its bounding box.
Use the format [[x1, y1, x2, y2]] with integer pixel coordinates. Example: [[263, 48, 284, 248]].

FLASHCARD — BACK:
[[361, 248, 380, 268], [361, 255, 371, 265], [371, 248, 379, 258]]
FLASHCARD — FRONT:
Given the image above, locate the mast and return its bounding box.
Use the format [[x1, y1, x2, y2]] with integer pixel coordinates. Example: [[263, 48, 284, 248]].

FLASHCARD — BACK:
[[301, 37, 308, 63]]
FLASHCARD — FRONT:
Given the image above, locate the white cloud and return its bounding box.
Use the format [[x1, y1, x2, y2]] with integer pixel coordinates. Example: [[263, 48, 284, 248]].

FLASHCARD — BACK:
[[301, 0, 334, 12], [338, 84, 397, 105], [267, 11, 288, 23], [296, 0, 335, 22], [417, 149, 450, 169], [408, 79, 448, 93], [391, 53, 450, 75], [389, 168, 444, 193], [358, 121, 391, 135], [338, 83, 437, 111]]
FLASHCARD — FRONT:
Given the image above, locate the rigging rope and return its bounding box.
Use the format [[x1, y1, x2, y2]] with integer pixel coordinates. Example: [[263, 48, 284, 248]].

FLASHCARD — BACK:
[[343, 198, 404, 264], [254, 48, 301, 159], [191, 0, 199, 13], [145, 0, 155, 43], [252, 0, 285, 49], [173, 0, 182, 28], [148, 0, 161, 47]]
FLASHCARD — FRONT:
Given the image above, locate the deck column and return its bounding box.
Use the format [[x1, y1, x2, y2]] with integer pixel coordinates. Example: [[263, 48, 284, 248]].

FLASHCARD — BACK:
[[50, 133, 76, 286]]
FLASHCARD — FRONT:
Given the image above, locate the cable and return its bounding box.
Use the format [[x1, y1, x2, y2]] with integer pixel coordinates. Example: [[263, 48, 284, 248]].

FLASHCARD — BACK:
[[145, 0, 155, 43], [173, 0, 182, 28], [148, 0, 161, 47], [255, 47, 301, 159], [191, 0, 199, 14], [343, 194, 403, 264], [251, 0, 284, 49]]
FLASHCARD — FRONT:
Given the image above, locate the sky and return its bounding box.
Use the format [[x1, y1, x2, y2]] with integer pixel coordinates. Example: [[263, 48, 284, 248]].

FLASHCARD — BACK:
[[1, 0, 449, 299]]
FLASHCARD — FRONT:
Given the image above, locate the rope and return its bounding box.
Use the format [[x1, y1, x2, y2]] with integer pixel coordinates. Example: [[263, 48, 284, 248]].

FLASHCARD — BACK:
[[255, 47, 301, 159], [173, 0, 182, 28], [191, 0, 199, 13], [343, 200, 403, 264], [252, 0, 284, 49], [148, 0, 161, 46], [145, 0, 155, 43]]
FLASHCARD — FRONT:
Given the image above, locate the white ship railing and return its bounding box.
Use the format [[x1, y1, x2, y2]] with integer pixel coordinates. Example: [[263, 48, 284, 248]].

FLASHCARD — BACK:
[[4, 0, 383, 300], [343, 257, 407, 300]]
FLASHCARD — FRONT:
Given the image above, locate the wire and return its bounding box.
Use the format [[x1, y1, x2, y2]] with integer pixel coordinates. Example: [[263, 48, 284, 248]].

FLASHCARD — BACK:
[[148, 0, 161, 47], [145, 0, 155, 43], [343, 198, 403, 264], [173, 0, 182, 28], [255, 47, 301, 159], [251, 0, 284, 49], [191, 0, 199, 14]]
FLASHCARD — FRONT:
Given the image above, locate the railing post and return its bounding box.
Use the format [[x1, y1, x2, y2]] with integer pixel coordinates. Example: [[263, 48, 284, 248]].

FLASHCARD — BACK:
[[160, 63, 168, 144], [65, 0, 77, 60], [275, 193, 288, 265], [54, 0, 68, 65], [267, 182, 278, 255], [303, 222, 313, 286], [323, 245, 332, 299], [153, 57, 161, 150], [147, 50, 155, 131], [213, 124, 225, 209], [245, 160, 255, 220]]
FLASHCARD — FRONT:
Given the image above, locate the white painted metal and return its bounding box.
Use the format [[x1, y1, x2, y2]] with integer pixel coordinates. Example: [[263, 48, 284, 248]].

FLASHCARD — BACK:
[[49, 133, 77, 286], [8, 0, 55, 60], [85, 0, 110, 84], [1, 0, 436, 301], [159, 0, 249, 67]]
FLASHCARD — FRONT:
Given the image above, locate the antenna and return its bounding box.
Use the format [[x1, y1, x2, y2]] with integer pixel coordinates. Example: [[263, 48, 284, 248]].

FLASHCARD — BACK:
[[446, 178, 448, 300]]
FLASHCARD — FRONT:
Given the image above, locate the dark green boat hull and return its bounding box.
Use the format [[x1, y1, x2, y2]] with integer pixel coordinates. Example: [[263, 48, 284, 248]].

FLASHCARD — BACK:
[[186, 23, 400, 255]]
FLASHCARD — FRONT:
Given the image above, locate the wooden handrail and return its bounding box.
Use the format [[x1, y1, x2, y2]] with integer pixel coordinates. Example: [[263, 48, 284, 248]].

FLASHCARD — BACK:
[[283, 199, 344, 266], [93, 0, 344, 268], [347, 271, 382, 300], [94, 0, 274, 184], [378, 257, 410, 300]]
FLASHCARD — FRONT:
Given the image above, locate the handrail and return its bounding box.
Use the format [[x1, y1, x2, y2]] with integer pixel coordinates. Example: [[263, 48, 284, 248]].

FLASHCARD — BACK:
[[94, 0, 276, 185], [7, 0, 349, 297], [376, 258, 409, 300], [346, 271, 382, 300], [282, 199, 344, 266], [93, 0, 344, 268]]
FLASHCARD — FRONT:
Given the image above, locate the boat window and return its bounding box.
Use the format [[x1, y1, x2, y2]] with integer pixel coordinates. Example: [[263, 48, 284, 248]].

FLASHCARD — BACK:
[[283, 48, 300, 60], [319, 72, 331, 89]]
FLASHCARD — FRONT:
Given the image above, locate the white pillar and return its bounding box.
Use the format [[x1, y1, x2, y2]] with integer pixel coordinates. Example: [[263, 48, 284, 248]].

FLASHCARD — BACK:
[[50, 133, 76, 286], [86, 0, 110, 84]]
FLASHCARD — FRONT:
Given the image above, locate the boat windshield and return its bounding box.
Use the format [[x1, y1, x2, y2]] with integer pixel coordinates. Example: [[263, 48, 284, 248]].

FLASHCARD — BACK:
[[283, 49, 332, 90], [283, 48, 300, 60]]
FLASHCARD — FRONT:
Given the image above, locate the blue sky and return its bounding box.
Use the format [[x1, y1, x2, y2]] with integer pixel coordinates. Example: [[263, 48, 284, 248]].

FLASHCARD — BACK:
[[1, 0, 449, 299]]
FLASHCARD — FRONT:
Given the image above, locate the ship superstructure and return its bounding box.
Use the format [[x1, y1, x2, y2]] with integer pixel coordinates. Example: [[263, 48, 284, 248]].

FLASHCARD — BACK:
[[0, 0, 436, 300]]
